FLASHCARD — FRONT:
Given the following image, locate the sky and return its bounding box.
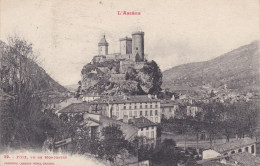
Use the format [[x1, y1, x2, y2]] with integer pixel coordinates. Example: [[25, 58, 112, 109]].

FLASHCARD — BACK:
[[0, 0, 259, 86]]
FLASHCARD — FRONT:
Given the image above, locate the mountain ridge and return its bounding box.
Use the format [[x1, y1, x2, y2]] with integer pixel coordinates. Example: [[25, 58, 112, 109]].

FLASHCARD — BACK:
[[162, 41, 260, 92]]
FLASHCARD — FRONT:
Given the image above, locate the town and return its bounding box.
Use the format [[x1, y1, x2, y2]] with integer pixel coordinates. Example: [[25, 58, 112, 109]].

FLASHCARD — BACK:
[[43, 32, 260, 165], [0, 31, 259, 166]]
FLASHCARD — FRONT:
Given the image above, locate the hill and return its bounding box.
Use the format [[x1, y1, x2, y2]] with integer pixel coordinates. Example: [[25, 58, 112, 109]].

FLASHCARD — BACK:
[[64, 84, 78, 91], [0, 40, 67, 94], [162, 41, 260, 92]]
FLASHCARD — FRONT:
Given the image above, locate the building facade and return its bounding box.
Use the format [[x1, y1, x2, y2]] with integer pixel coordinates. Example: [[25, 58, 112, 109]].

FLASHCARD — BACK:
[[104, 95, 161, 123], [186, 105, 202, 117], [160, 102, 179, 119], [130, 117, 157, 146]]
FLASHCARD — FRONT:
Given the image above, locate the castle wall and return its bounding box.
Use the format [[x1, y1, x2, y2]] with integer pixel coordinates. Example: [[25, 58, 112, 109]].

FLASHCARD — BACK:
[[92, 55, 106, 63], [117, 54, 135, 61], [106, 53, 135, 62], [106, 54, 116, 60], [106, 53, 121, 60], [120, 60, 135, 73]]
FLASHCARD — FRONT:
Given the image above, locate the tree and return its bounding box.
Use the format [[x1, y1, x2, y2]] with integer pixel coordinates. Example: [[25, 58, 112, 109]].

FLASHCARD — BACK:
[[0, 36, 43, 149], [201, 101, 223, 147], [141, 60, 162, 95], [192, 112, 203, 149], [0, 36, 66, 150], [151, 139, 178, 166], [101, 125, 128, 163], [75, 81, 82, 99], [221, 104, 236, 142], [59, 113, 69, 122], [225, 101, 258, 139], [115, 148, 130, 166]]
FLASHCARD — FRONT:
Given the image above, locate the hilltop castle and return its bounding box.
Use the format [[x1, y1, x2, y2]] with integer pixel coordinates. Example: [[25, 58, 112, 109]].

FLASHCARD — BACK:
[[81, 31, 148, 90], [92, 31, 147, 73]]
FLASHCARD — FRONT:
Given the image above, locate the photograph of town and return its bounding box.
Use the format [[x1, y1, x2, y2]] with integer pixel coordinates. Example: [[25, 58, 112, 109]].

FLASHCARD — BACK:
[[0, 0, 259, 165]]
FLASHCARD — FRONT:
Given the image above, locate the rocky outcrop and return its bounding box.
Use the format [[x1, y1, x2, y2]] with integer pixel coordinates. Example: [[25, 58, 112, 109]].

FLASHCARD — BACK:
[[80, 58, 162, 95]]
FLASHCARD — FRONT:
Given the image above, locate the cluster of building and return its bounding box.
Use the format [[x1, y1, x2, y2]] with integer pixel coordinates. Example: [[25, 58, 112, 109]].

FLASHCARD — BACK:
[[56, 93, 206, 150], [193, 84, 259, 104], [58, 95, 161, 147], [55, 92, 260, 165]]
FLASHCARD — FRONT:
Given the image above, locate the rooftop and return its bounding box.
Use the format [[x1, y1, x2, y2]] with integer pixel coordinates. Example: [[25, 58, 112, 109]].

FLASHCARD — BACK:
[[160, 103, 175, 108], [55, 97, 82, 114], [98, 95, 160, 104], [58, 103, 105, 114], [98, 35, 109, 46], [211, 137, 256, 154], [120, 36, 132, 41], [197, 152, 260, 166], [99, 116, 138, 140], [230, 151, 260, 165], [132, 31, 144, 35], [129, 117, 157, 128]]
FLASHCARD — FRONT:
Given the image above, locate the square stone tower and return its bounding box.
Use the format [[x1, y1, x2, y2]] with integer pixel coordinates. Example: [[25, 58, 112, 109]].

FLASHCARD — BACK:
[[120, 36, 132, 55]]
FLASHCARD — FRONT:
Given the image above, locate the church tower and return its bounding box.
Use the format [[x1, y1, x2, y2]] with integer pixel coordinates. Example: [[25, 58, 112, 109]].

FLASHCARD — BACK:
[[132, 31, 144, 62], [98, 35, 109, 55]]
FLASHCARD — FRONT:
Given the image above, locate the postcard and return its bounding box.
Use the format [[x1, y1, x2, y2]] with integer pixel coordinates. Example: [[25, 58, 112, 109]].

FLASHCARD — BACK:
[[0, 0, 259, 165]]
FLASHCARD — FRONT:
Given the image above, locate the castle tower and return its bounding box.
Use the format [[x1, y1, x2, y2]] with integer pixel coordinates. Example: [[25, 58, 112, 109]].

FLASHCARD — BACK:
[[98, 35, 109, 55], [120, 36, 132, 55], [132, 31, 144, 62]]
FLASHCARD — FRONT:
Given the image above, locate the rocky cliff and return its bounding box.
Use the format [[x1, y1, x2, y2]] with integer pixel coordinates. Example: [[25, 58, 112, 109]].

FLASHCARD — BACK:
[[80, 59, 162, 95]]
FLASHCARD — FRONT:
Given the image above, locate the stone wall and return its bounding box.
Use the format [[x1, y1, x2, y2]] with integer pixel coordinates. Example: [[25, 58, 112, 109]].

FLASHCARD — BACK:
[[120, 60, 135, 73], [92, 55, 106, 63], [109, 73, 126, 83]]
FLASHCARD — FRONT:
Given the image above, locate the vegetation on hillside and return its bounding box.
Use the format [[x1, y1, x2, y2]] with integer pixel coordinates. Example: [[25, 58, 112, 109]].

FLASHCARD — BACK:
[[163, 41, 260, 92]]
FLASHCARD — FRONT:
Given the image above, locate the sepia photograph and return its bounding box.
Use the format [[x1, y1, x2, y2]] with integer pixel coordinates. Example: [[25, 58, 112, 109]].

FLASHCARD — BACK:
[[0, 0, 259, 165]]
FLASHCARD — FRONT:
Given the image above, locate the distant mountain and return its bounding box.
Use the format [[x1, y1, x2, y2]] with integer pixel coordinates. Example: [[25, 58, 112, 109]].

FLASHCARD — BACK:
[[36, 67, 67, 93], [0, 40, 67, 94], [64, 84, 78, 91], [162, 41, 260, 92]]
